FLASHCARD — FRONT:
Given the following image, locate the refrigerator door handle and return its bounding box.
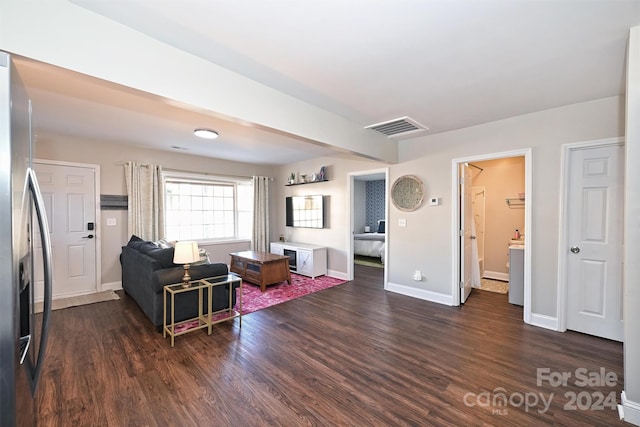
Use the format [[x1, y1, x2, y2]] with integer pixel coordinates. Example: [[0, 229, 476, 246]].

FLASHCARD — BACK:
[[18, 335, 31, 365], [26, 167, 52, 394]]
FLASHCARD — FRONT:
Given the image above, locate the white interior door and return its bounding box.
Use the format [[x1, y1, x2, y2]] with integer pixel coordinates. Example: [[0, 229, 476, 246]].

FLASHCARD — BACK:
[[33, 162, 97, 300], [566, 144, 623, 341], [460, 164, 473, 303]]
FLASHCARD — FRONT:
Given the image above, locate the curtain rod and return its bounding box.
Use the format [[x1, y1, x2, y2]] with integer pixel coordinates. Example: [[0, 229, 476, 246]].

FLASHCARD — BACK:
[[163, 167, 256, 180], [116, 161, 151, 168], [116, 162, 272, 181], [165, 169, 274, 181]]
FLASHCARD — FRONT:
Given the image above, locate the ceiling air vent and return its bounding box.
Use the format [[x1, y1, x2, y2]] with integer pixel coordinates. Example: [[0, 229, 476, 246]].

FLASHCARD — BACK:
[[365, 116, 429, 139]]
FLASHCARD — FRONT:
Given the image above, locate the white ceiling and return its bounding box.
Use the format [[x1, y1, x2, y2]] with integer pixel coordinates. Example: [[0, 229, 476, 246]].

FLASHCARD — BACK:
[[14, 0, 640, 165]]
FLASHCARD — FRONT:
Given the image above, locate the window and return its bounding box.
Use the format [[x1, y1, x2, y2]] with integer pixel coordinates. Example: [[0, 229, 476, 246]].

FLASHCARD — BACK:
[[163, 171, 252, 242]]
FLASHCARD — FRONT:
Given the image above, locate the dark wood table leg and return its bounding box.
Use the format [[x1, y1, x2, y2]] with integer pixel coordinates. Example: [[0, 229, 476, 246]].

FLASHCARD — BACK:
[[284, 259, 292, 284]]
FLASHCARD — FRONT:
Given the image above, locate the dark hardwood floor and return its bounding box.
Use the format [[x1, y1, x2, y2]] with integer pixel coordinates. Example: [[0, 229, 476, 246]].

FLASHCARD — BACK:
[[37, 265, 624, 426]]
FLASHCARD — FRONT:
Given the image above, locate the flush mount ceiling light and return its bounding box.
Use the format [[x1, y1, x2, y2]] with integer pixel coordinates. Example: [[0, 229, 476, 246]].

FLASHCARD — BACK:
[[193, 128, 219, 139]]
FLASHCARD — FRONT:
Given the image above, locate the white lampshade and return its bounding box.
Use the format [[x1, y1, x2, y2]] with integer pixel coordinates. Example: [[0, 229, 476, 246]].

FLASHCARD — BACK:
[[173, 241, 200, 264]]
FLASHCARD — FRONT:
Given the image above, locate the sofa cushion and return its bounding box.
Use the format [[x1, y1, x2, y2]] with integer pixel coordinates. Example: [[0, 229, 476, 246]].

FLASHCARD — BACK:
[[138, 243, 176, 269]]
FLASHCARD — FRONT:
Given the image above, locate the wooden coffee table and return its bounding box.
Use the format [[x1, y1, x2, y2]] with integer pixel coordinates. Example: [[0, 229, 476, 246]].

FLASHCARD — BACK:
[[229, 251, 292, 292]]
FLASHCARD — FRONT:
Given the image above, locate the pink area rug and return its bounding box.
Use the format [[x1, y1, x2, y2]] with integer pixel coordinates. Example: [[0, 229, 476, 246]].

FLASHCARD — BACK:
[[173, 274, 347, 333], [240, 273, 347, 314]]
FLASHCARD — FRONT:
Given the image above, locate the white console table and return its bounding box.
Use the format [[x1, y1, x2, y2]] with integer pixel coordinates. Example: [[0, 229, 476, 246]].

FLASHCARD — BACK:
[[270, 242, 327, 278]]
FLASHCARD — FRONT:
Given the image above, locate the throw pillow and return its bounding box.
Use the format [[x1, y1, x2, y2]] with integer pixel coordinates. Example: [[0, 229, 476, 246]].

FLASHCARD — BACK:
[[128, 234, 143, 243], [153, 238, 176, 249], [192, 248, 211, 266], [138, 243, 176, 268], [127, 235, 146, 250], [127, 235, 143, 245]]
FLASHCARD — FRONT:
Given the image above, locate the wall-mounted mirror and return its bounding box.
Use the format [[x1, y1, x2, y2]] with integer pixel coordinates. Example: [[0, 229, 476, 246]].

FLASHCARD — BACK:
[[391, 175, 425, 212]]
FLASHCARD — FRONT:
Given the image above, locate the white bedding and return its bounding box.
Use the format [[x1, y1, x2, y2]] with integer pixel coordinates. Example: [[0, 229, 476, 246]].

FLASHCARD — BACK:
[[354, 233, 385, 262]]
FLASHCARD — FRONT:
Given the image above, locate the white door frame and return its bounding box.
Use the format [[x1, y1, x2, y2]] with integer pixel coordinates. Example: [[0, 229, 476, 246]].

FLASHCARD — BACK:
[[347, 168, 389, 285], [34, 158, 102, 292], [460, 164, 473, 303], [556, 136, 624, 333], [451, 149, 532, 323]]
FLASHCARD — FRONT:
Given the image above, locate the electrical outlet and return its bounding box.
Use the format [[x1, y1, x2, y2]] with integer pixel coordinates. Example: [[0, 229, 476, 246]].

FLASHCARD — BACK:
[[399, 218, 407, 227], [106, 218, 117, 226]]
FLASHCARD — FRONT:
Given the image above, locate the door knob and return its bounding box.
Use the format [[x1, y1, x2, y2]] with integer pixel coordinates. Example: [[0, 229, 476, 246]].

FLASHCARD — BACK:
[[570, 246, 580, 254], [83, 234, 94, 239], [470, 235, 476, 240]]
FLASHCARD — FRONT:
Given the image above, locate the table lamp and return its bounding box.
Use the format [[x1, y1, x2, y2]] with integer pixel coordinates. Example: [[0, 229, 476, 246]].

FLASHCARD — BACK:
[[173, 241, 200, 287]]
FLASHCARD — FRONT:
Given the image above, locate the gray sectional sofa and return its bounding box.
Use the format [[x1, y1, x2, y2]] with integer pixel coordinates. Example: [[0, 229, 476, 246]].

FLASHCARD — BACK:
[[120, 235, 238, 329]]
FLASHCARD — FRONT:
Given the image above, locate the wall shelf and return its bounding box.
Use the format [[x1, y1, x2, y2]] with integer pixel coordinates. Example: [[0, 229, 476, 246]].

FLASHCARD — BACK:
[[286, 166, 327, 186], [285, 179, 328, 187], [505, 197, 525, 207]]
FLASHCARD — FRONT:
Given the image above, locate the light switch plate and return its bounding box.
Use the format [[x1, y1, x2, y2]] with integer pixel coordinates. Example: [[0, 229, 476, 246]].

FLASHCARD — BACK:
[[429, 197, 440, 206], [399, 218, 407, 227], [106, 218, 117, 226]]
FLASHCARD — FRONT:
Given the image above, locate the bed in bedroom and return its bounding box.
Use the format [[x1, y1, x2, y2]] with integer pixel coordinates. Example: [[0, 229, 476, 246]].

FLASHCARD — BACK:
[[354, 221, 385, 262]]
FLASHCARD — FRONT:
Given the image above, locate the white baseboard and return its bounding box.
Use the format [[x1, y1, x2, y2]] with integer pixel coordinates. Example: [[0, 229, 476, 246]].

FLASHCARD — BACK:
[[328, 269, 348, 280], [529, 313, 559, 331], [620, 391, 640, 425], [483, 270, 509, 281], [101, 281, 123, 291], [386, 282, 454, 306]]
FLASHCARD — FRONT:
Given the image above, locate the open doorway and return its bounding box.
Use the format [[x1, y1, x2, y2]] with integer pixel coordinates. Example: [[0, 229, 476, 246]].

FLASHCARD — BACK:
[[452, 149, 532, 323], [347, 168, 389, 284]]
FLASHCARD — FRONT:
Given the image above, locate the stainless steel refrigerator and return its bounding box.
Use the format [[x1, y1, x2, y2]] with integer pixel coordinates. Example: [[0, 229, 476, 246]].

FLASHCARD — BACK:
[[0, 52, 53, 426]]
